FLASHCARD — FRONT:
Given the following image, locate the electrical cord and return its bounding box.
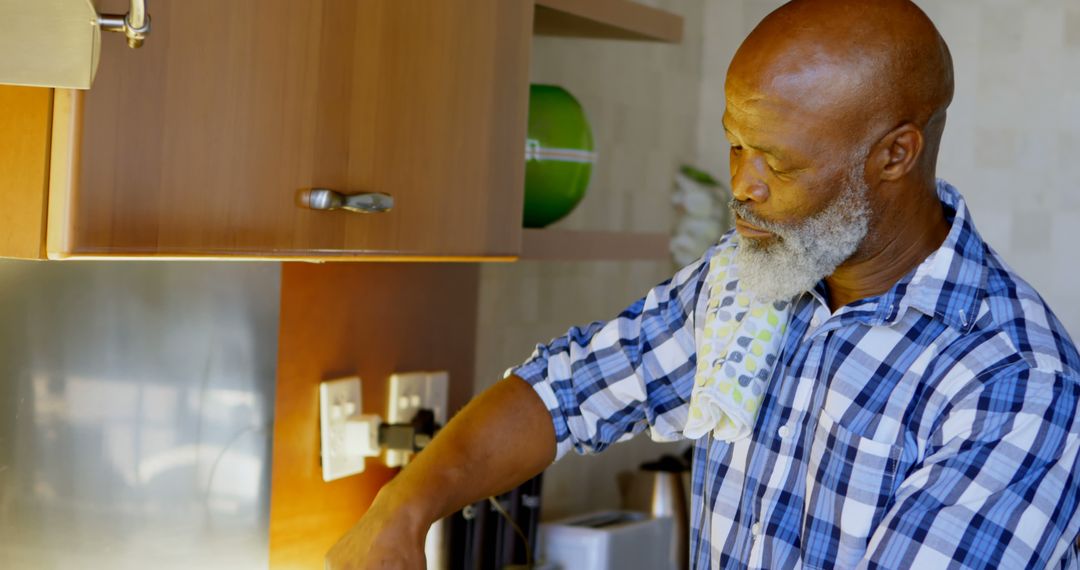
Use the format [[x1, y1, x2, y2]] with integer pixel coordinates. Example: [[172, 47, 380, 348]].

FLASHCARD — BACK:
[[487, 495, 534, 569]]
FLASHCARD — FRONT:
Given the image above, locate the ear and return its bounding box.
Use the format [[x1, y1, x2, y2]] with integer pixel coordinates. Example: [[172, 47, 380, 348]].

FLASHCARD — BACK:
[[869, 123, 924, 182]]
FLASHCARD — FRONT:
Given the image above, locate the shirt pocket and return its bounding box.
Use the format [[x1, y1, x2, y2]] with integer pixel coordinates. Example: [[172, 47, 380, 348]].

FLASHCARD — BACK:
[[801, 409, 902, 570]]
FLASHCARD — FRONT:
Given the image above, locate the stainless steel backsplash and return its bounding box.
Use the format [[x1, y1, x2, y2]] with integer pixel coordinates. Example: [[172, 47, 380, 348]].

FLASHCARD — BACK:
[[0, 261, 281, 569]]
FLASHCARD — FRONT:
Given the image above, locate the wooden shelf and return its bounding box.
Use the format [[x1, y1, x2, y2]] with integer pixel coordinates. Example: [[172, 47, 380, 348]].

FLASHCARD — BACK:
[[534, 0, 683, 43], [520, 228, 670, 261]]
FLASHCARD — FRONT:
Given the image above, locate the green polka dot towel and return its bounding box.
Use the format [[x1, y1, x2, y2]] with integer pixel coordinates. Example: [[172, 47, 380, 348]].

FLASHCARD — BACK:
[[683, 251, 791, 441]]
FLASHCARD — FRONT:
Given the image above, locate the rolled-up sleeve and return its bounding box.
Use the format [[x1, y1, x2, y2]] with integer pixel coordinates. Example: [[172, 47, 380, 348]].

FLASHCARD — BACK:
[[510, 244, 719, 461]]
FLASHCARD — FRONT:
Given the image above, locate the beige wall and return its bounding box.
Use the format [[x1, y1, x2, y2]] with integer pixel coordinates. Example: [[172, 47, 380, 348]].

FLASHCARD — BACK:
[[475, 0, 1080, 522], [697, 0, 1080, 338], [472, 0, 706, 520]]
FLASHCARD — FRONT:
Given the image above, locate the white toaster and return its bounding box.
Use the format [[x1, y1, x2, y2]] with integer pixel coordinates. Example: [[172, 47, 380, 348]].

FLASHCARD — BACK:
[[538, 510, 674, 570]]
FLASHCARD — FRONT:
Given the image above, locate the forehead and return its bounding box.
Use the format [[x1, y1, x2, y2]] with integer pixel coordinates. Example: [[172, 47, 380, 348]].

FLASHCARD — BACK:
[[722, 79, 827, 159], [723, 60, 869, 156]]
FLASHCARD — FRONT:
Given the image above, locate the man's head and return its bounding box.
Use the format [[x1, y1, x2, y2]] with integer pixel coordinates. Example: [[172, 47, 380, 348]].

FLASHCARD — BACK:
[[725, 0, 954, 300]]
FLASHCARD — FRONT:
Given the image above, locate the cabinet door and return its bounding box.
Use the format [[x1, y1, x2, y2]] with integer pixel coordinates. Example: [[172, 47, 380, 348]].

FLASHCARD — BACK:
[[0, 86, 52, 260], [48, 0, 532, 259], [270, 262, 480, 568]]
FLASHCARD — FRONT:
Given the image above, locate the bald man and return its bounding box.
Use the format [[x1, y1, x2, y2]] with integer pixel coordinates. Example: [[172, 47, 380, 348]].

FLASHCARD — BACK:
[[327, 1, 1080, 568]]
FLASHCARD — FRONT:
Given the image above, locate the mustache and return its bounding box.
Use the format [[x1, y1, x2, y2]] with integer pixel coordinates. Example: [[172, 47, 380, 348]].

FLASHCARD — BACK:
[[729, 199, 785, 234]]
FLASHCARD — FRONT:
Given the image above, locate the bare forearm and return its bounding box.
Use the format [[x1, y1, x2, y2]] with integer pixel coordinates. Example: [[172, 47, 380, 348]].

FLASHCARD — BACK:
[[372, 375, 557, 533]]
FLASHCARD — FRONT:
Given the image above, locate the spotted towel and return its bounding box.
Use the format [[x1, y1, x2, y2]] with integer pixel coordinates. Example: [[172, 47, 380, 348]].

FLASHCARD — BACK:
[[683, 250, 791, 441]]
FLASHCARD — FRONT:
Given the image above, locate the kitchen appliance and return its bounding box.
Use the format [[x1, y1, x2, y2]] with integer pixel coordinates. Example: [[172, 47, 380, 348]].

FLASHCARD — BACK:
[[441, 474, 544, 569], [619, 455, 691, 570], [538, 510, 673, 570]]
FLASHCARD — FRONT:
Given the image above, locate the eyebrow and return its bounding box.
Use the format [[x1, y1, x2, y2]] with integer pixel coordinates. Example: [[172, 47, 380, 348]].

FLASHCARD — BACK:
[[722, 119, 789, 161]]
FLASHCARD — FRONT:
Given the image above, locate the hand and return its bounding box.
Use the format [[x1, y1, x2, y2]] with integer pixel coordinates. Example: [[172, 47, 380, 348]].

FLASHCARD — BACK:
[[325, 491, 429, 570]]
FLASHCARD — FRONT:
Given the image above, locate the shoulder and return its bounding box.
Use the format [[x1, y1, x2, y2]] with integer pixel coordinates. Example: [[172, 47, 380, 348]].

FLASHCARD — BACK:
[[640, 229, 741, 325], [975, 243, 1080, 377], [667, 228, 739, 293], [690, 229, 740, 281], [711, 228, 740, 259], [921, 328, 1080, 453], [915, 244, 1080, 435]]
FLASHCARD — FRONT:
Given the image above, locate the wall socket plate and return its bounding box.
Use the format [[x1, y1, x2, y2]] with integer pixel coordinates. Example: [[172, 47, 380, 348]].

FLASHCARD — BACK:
[[319, 377, 365, 482], [386, 371, 449, 467]]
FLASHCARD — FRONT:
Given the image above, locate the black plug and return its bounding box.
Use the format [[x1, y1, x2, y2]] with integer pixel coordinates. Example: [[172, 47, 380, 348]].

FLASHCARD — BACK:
[[378, 408, 442, 453]]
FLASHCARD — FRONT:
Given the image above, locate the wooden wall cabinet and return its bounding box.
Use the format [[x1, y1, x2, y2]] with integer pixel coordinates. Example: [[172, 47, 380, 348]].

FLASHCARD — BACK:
[[9, 0, 534, 260], [0, 0, 682, 262]]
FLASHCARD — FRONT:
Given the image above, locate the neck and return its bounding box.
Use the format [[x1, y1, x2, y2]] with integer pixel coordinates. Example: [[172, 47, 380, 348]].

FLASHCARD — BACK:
[[824, 182, 950, 312]]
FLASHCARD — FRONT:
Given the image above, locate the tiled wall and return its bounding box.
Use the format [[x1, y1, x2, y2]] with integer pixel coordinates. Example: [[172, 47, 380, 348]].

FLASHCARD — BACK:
[[471, 0, 706, 520], [925, 0, 1080, 338], [475, 0, 1080, 522], [697, 0, 1080, 338]]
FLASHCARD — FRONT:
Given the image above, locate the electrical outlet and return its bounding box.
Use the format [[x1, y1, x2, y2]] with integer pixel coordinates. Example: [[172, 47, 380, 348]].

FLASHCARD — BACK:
[[386, 371, 449, 467], [319, 377, 367, 482]]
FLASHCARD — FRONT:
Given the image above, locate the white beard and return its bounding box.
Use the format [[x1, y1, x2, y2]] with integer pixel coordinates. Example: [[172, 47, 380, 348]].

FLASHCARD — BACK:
[[731, 164, 871, 302]]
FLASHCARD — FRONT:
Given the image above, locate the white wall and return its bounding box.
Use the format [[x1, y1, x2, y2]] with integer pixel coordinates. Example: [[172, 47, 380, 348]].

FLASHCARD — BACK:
[[697, 0, 1080, 338]]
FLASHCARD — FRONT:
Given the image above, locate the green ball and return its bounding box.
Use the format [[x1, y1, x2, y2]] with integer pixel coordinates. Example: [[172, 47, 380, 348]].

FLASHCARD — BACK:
[[523, 84, 595, 228]]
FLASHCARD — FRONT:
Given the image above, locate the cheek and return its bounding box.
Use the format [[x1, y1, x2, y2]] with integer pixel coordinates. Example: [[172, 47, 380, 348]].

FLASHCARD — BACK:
[[756, 182, 816, 223], [761, 175, 841, 224]]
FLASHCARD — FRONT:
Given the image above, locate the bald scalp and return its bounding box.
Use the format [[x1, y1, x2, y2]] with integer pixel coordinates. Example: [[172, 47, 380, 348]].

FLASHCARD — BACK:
[[729, 0, 954, 171]]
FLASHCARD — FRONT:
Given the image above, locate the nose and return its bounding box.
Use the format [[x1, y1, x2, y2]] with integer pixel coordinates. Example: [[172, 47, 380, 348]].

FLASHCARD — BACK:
[[729, 151, 770, 203]]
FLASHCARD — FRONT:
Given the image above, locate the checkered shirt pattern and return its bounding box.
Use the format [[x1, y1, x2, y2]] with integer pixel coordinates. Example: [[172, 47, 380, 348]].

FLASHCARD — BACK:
[[512, 181, 1080, 569]]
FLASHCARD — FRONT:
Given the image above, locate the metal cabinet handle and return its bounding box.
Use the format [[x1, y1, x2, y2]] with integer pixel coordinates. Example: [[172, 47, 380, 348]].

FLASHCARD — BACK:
[[298, 189, 394, 214], [99, 0, 151, 49]]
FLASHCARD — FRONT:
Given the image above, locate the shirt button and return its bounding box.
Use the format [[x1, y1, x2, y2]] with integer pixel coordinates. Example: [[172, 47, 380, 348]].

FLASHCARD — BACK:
[[752, 522, 762, 537], [778, 425, 791, 439], [810, 315, 821, 328]]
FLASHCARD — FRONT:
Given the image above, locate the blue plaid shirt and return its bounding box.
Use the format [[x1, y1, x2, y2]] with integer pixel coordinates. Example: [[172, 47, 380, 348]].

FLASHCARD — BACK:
[[513, 181, 1080, 569]]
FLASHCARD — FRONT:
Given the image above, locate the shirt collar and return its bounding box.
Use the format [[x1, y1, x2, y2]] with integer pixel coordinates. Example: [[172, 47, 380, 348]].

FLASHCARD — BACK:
[[808, 179, 988, 332]]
